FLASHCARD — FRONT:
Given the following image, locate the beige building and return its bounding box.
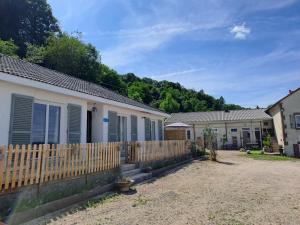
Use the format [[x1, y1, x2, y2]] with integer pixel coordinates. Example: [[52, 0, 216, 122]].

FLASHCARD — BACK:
[[266, 88, 300, 157], [166, 109, 273, 149]]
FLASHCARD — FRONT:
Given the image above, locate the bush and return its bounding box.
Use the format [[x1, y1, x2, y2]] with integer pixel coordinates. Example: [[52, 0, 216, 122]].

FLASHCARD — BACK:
[[190, 142, 206, 157]]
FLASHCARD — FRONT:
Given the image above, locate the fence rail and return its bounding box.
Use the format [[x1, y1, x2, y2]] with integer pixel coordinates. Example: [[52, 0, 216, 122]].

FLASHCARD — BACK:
[[126, 140, 188, 163], [0, 143, 120, 193], [0, 140, 189, 193]]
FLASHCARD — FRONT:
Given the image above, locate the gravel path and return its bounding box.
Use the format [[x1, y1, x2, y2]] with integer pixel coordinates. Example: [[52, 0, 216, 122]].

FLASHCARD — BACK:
[[27, 151, 300, 225]]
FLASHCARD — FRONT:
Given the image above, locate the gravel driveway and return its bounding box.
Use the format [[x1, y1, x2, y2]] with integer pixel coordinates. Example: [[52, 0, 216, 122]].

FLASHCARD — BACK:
[[28, 151, 300, 225]]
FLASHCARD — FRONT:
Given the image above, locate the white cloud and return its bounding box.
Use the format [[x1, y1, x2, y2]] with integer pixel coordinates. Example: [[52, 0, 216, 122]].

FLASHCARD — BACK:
[[230, 23, 251, 40]]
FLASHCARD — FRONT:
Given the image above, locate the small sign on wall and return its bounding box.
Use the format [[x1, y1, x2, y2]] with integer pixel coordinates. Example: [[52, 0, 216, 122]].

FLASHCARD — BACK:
[[103, 117, 109, 123]]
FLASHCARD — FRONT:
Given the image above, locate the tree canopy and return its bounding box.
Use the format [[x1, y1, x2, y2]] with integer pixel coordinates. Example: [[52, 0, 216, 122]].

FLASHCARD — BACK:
[[0, 0, 60, 56], [0, 0, 244, 113], [0, 39, 19, 58]]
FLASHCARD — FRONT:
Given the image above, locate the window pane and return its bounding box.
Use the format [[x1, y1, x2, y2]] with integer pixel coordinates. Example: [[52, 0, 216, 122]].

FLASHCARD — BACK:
[[296, 115, 300, 128], [32, 103, 46, 145], [48, 106, 61, 144]]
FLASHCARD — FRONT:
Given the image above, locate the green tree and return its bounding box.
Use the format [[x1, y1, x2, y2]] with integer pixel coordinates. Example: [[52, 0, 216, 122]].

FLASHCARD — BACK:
[[159, 92, 180, 113], [43, 34, 100, 82], [0, 0, 60, 56], [97, 64, 127, 95], [0, 39, 18, 57], [25, 43, 46, 64]]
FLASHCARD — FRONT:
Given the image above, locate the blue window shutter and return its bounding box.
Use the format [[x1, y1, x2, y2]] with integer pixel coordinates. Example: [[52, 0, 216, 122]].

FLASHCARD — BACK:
[[158, 120, 163, 140], [131, 115, 138, 141], [144, 118, 151, 141], [9, 94, 34, 145], [67, 104, 82, 143], [108, 111, 118, 142]]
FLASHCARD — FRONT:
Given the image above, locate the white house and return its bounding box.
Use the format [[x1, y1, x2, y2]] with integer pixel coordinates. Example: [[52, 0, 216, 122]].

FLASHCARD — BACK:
[[266, 88, 300, 157], [166, 109, 273, 149], [0, 54, 169, 149]]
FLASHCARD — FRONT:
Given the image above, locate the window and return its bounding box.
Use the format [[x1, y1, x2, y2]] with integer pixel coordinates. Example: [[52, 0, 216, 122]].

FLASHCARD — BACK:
[[32, 103, 47, 144], [231, 128, 237, 132], [31, 103, 61, 145], [187, 130, 191, 140], [151, 121, 156, 140], [48, 106, 61, 144], [263, 121, 269, 126], [295, 115, 300, 129]]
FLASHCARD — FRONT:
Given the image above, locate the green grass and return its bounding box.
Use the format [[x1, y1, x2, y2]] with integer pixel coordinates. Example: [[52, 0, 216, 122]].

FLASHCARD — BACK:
[[132, 195, 151, 207], [243, 151, 299, 161], [84, 192, 120, 209]]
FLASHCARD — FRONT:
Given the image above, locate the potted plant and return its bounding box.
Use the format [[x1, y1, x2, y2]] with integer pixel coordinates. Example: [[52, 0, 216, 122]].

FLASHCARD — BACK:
[[115, 176, 133, 192]]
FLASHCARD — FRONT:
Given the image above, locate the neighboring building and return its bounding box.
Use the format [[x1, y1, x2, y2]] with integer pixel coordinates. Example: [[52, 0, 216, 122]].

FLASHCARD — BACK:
[[166, 109, 273, 149], [266, 88, 300, 157], [0, 54, 169, 149], [165, 122, 191, 140]]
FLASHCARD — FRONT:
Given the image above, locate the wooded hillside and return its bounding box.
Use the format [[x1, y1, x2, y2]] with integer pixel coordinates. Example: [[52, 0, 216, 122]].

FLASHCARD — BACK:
[[0, 0, 243, 113]]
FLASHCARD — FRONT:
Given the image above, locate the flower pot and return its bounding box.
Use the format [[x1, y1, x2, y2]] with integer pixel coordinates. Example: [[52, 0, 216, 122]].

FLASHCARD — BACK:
[[116, 181, 133, 192]]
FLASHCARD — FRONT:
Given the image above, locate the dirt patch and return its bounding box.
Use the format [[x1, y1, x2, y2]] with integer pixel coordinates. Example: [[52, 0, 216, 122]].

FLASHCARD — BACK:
[[25, 151, 300, 225]]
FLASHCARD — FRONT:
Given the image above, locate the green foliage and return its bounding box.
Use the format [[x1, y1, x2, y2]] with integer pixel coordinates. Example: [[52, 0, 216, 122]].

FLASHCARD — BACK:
[[97, 64, 127, 95], [190, 142, 206, 157], [244, 151, 298, 161], [263, 134, 271, 148], [159, 92, 180, 113], [25, 43, 46, 64], [203, 127, 217, 161], [0, 0, 60, 56], [43, 33, 100, 82], [0, 39, 18, 57]]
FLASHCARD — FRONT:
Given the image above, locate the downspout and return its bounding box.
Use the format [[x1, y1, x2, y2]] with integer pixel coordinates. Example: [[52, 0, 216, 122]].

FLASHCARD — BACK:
[[193, 124, 196, 142]]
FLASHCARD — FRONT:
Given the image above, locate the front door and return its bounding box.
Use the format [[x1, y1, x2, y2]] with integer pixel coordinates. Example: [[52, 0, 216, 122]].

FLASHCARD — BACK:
[[232, 136, 238, 149], [242, 129, 251, 146], [118, 116, 127, 161], [86, 111, 92, 143]]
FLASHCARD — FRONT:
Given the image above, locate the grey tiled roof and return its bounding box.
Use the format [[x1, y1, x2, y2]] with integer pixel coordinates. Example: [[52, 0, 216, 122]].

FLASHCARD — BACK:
[[0, 54, 165, 114], [166, 109, 272, 123]]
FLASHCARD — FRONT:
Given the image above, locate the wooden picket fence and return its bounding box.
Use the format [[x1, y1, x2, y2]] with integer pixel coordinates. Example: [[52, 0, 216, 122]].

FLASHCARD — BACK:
[[0, 143, 120, 193], [125, 140, 189, 163]]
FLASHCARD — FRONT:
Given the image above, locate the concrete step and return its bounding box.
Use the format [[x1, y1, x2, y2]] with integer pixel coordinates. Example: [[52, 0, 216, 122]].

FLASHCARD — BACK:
[[122, 168, 141, 177], [121, 164, 136, 172], [130, 173, 152, 184]]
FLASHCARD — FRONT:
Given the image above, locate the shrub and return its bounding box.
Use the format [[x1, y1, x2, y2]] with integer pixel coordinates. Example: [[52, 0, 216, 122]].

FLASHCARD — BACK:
[[204, 127, 217, 161], [190, 142, 206, 157]]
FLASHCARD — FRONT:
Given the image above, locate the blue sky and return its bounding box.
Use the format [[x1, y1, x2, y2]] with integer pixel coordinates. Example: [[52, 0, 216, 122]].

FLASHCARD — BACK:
[[48, 0, 300, 108]]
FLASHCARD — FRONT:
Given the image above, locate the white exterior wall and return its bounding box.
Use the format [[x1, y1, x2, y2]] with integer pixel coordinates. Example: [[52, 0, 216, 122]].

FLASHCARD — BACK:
[[270, 90, 300, 156], [0, 78, 167, 146], [269, 105, 284, 147], [0, 80, 87, 145], [180, 119, 272, 149]]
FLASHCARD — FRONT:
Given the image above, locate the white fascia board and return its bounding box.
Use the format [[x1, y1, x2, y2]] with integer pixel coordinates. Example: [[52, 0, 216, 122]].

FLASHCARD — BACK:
[[0, 72, 170, 118]]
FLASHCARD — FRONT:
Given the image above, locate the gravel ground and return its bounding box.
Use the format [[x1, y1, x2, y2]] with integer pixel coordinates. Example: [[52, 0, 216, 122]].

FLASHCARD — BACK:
[[26, 151, 300, 225]]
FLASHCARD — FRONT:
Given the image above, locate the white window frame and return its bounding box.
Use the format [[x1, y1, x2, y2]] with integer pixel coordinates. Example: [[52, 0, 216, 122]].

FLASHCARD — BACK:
[[33, 100, 62, 144]]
